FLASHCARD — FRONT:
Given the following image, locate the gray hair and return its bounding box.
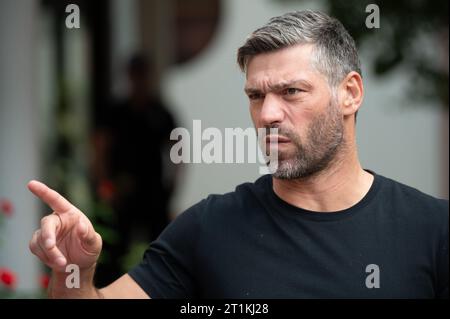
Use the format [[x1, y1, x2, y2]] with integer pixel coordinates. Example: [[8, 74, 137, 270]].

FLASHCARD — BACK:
[[237, 10, 362, 87]]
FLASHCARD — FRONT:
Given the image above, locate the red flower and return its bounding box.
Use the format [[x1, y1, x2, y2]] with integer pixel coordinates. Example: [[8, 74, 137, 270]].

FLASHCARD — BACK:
[[0, 198, 14, 217], [40, 274, 50, 290], [97, 180, 116, 201], [0, 268, 16, 289]]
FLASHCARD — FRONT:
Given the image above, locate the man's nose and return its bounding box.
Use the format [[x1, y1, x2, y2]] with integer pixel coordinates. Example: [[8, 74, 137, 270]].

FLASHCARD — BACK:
[[259, 93, 284, 126]]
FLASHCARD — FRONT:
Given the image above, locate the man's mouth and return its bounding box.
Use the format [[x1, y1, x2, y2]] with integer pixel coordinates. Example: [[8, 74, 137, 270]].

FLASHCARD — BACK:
[[265, 135, 291, 144]]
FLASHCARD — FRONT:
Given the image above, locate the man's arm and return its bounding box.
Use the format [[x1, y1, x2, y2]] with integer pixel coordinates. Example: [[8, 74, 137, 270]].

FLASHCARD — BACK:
[[46, 267, 149, 299], [100, 274, 149, 299]]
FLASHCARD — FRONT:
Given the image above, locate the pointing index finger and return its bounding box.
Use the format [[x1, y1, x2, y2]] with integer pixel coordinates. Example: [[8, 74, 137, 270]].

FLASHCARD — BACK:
[[28, 180, 73, 213]]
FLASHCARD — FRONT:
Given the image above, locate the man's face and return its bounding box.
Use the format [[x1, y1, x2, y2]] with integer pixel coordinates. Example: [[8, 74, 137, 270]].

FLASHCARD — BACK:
[[245, 44, 345, 179]]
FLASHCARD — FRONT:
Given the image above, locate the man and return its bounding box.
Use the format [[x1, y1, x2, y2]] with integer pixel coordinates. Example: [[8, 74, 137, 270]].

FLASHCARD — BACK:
[[28, 10, 448, 298]]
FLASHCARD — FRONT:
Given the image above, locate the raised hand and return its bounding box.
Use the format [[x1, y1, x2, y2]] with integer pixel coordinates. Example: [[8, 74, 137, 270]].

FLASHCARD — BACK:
[[28, 180, 102, 273]]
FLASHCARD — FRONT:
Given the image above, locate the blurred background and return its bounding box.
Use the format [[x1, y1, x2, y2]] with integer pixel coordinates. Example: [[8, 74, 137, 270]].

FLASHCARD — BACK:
[[0, 0, 448, 297]]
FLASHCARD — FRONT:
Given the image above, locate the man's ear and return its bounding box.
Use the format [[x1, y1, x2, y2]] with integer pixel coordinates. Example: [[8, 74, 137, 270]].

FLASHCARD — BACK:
[[338, 71, 364, 118]]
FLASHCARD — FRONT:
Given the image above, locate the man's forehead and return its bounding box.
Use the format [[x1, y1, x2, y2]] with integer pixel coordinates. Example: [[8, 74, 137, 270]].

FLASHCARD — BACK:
[[246, 44, 315, 71], [244, 44, 318, 88], [244, 76, 313, 93]]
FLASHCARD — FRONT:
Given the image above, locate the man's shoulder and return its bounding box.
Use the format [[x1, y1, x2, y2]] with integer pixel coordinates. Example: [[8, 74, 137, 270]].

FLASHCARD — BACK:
[[378, 173, 447, 206], [375, 172, 448, 224], [180, 175, 271, 222], [202, 174, 269, 208]]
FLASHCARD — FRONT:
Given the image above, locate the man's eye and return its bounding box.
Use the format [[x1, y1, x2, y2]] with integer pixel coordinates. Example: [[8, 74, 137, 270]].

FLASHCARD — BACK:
[[283, 88, 302, 95], [248, 93, 263, 100]]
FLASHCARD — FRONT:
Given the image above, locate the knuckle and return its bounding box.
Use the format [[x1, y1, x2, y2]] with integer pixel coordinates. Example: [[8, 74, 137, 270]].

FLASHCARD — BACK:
[[40, 215, 50, 226], [46, 247, 57, 257], [36, 231, 45, 245], [29, 239, 38, 253]]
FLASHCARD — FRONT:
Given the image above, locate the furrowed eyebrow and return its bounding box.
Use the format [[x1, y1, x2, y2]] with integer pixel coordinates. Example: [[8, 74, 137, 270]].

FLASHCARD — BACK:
[[244, 79, 312, 95], [244, 88, 262, 95]]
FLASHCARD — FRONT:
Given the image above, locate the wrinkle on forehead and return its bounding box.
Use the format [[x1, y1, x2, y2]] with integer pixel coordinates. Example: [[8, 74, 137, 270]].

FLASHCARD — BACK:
[[244, 44, 326, 93], [244, 77, 314, 95]]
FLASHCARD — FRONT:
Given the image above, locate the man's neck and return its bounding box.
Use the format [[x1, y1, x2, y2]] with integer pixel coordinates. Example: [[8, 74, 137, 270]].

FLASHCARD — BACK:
[[272, 147, 374, 213]]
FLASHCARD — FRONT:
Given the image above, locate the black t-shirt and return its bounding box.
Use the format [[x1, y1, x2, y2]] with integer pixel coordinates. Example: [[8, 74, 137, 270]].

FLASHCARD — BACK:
[[128, 170, 449, 298]]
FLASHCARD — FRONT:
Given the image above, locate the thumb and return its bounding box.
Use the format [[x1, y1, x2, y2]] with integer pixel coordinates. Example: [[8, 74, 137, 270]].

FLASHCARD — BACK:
[[76, 220, 88, 238], [77, 220, 101, 252]]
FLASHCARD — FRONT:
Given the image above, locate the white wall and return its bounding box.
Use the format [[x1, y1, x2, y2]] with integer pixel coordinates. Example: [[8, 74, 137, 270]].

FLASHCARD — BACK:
[[0, 0, 40, 293], [357, 65, 442, 198], [110, 0, 140, 97], [162, 0, 444, 214]]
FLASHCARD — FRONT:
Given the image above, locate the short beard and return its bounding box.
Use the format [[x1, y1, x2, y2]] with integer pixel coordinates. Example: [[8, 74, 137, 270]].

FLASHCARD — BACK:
[[272, 99, 345, 180]]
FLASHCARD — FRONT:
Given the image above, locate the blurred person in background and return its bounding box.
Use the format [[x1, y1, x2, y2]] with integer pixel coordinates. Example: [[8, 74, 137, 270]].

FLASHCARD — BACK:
[[92, 54, 179, 285]]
